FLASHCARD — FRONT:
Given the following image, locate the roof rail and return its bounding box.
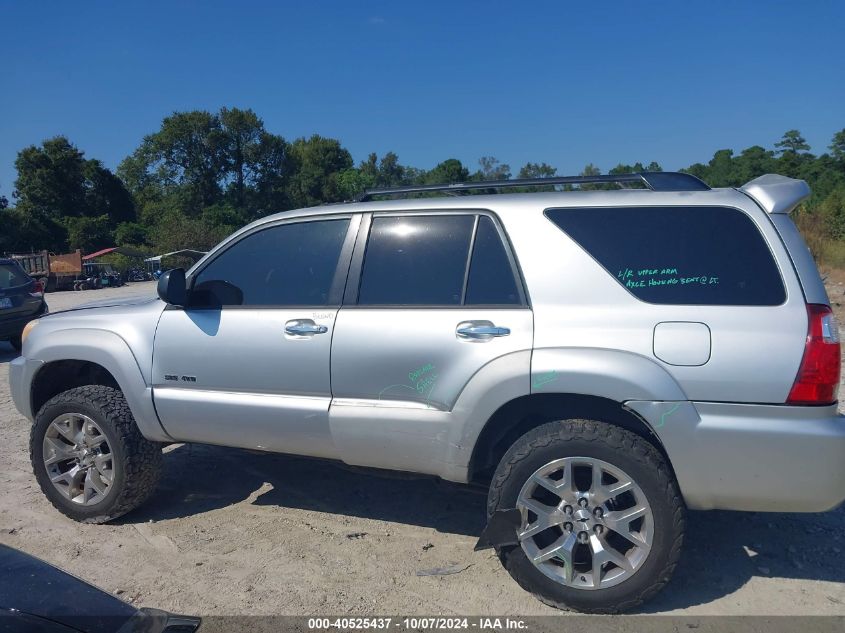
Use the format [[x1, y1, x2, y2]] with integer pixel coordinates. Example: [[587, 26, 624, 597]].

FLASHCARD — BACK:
[[356, 171, 710, 202], [739, 174, 810, 214]]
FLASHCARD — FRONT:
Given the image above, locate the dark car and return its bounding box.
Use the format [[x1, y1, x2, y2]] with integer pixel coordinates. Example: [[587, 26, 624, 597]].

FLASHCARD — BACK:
[[0, 544, 200, 632], [0, 257, 47, 351]]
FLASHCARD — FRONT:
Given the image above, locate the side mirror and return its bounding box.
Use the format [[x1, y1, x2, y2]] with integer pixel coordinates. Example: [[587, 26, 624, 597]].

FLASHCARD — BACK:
[[157, 268, 187, 306]]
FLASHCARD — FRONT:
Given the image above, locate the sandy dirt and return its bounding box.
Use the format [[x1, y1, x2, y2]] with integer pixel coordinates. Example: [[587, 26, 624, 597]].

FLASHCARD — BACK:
[[1, 281, 843, 617]]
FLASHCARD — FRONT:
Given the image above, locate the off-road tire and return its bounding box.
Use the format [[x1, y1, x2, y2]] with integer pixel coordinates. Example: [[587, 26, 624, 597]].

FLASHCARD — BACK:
[[30, 386, 163, 523], [487, 419, 685, 614]]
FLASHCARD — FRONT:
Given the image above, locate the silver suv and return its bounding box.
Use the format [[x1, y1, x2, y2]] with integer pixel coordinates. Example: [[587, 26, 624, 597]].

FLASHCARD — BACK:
[[9, 172, 845, 613]]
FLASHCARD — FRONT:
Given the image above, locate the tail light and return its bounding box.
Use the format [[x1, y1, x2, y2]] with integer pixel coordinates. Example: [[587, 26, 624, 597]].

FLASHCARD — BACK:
[[29, 280, 44, 296], [787, 304, 841, 405]]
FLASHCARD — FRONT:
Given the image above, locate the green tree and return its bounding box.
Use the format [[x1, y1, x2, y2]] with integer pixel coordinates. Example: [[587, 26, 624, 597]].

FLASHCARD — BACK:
[[424, 159, 469, 184], [121, 110, 226, 216], [577, 163, 602, 190], [829, 129, 845, 163], [218, 107, 289, 214], [114, 222, 149, 246], [63, 214, 112, 253], [517, 162, 557, 179], [775, 129, 811, 155], [476, 156, 511, 180], [336, 168, 376, 200], [378, 152, 407, 186], [286, 135, 354, 207], [14, 137, 134, 225], [819, 185, 845, 240]]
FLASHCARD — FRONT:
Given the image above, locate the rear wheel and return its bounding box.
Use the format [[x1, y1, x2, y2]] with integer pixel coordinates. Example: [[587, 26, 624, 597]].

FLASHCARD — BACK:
[[488, 419, 684, 614], [30, 386, 162, 523]]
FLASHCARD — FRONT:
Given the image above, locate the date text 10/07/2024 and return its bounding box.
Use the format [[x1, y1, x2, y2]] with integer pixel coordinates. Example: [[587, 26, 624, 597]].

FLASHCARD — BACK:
[[307, 617, 528, 631], [617, 267, 719, 289]]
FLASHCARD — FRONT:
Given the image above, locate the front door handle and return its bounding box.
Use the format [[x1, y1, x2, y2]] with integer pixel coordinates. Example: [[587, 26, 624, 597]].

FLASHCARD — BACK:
[[285, 319, 328, 336], [456, 321, 511, 340]]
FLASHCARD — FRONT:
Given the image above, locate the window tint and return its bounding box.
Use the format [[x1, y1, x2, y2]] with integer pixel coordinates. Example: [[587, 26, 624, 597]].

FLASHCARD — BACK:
[[545, 206, 785, 306], [0, 263, 29, 289], [358, 215, 474, 305], [465, 216, 520, 305], [192, 219, 350, 307]]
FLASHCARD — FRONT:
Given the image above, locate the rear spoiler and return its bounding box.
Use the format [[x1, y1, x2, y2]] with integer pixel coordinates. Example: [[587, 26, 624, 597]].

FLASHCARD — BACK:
[[739, 174, 811, 214]]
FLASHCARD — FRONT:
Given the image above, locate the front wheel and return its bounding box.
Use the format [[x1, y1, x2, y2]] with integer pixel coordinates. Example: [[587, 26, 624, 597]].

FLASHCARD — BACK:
[[30, 386, 163, 523], [488, 419, 685, 614]]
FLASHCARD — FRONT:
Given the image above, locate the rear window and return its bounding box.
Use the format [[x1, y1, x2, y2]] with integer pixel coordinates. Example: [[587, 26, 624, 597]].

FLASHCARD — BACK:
[[545, 206, 785, 306], [0, 263, 29, 289]]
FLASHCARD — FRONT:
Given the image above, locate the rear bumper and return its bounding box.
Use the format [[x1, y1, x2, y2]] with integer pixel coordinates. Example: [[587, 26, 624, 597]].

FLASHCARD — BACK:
[[626, 400, 845, 512]]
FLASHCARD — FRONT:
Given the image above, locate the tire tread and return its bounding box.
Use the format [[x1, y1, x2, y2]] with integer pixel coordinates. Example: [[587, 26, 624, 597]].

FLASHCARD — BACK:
[[488, 419, 685, 614], [30, 385, 162, 524]]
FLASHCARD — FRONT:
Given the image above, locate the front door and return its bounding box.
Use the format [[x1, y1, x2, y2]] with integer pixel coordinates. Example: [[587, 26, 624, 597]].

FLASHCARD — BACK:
[[152, 215, 357, 458]]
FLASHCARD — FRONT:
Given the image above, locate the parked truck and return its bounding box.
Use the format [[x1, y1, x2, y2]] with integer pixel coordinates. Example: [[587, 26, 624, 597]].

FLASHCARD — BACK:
[[11, 249, 83, 292]]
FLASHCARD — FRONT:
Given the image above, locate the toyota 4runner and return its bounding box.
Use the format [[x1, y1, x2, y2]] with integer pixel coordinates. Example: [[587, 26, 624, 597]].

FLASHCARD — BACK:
[[9, 172, 845, 613]]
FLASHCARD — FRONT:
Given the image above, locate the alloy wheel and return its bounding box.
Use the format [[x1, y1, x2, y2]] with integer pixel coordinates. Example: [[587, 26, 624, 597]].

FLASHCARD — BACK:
[[42, 413, 115, 505], [516, 456, 653, 590]]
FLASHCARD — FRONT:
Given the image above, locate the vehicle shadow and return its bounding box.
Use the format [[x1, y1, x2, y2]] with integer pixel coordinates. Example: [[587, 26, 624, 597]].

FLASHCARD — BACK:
[[642, 504, 845, 612], [122, 442, 845, 612], [122, 442, 487, 537]]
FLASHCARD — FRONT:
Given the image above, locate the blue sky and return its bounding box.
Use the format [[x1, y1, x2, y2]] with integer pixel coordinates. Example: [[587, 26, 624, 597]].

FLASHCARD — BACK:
[[1, 1, 843, 199]]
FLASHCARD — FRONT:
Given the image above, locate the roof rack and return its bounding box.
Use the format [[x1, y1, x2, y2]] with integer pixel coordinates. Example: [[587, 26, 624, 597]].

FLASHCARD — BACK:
[[356, 171, 710, 202]]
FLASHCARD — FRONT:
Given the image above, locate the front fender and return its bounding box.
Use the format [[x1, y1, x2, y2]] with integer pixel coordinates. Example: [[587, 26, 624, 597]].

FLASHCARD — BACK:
[[26, 328, 172, 442]]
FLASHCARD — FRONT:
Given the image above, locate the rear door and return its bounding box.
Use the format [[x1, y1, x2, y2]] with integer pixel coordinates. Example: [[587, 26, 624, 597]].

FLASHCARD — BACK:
[[152, 215, 358, 457], [330, 211, 533, 465]]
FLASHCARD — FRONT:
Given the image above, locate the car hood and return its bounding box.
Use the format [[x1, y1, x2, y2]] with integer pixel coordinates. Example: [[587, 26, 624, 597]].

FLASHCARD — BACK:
[[0, 543, 136, 632], [65, 295, 159, 312], [0, 544, 199, 633]]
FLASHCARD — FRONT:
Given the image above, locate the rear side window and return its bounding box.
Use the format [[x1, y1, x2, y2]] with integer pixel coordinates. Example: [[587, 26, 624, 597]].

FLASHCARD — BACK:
[[545, 206, 785, 306], [0, 263, 29, 289]]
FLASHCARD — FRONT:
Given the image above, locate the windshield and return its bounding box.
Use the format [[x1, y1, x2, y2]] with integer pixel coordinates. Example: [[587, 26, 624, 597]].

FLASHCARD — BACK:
[[0, 263, 30, 289]]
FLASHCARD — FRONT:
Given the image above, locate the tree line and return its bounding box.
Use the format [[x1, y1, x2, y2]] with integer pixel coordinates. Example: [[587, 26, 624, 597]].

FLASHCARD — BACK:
[[1, 107, 844, 266]]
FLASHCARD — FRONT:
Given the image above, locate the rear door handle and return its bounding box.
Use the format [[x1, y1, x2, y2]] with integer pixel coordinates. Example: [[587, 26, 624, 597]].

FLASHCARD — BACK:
[[456, 322, 511, 339], [285, 319, 328, 336]]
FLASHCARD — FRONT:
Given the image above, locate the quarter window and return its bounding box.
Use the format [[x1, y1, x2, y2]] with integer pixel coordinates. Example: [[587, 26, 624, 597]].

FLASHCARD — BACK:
[[465, 216, 521, 305], [191, 219, 350, 307], [545, 206, 785, 306]]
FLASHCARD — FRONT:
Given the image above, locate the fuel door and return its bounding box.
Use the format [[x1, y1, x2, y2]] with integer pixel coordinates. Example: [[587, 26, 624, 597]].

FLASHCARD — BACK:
[[653, 321, 711, 366]]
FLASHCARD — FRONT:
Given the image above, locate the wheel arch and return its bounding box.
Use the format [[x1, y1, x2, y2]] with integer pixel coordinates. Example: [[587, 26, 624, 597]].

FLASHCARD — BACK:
[[26, 329, 172, 442], [467, 392, 671, 486]]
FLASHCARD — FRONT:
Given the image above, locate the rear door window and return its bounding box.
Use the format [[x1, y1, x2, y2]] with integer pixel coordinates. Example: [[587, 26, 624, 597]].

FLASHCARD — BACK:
[[356, 214, 524, 306], [545, 206, 785, 306], [358, 215, 475, 305]]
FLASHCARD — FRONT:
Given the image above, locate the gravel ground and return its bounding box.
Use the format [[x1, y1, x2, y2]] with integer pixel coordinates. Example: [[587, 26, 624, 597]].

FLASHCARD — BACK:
[[0, 281, 843, 617]]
